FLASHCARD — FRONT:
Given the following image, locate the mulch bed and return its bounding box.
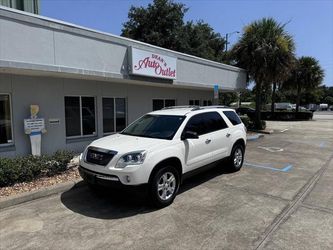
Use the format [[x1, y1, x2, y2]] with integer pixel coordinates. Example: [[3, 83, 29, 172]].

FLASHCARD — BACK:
[[0, 165, 81, 198]]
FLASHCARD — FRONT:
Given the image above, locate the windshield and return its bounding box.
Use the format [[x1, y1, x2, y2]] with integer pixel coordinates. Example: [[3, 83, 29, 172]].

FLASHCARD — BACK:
[[121, 114, 185, 140]]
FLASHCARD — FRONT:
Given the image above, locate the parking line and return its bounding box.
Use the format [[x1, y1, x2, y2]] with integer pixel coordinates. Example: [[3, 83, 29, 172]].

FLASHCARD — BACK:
[[244, 162, 293, 172]]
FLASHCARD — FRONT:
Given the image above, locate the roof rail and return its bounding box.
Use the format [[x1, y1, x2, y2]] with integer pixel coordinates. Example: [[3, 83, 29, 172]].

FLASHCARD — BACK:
[[161, 105, 199, 110], [160, 105, 230, 112], [200, 105, 230, 109]]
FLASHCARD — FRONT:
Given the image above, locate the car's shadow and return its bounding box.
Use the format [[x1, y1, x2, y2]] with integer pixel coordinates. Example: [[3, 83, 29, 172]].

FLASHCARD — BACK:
[[60, 160, 235, 220]]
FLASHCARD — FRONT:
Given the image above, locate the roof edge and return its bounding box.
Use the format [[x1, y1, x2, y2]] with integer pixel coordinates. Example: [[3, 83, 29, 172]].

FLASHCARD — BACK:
[[0, 5, 246, 73]]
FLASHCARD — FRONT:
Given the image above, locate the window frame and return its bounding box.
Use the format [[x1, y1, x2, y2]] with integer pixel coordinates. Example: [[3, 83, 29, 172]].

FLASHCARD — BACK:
[[189, 99, 200, 106], [102, 96, 128, 135], [0, 93, 14, 147], [152, 98, 177, 111], [64, 95, 97, 139], [202, 99, 213, 106]]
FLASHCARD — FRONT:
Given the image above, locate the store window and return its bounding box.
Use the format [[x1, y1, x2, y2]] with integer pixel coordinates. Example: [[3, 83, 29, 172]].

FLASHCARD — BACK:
[[189, 100, 200, 106], [203, 100, 213, 106], [103, 97, 127, 134], [65, 96, 96, 137], [0, 94, 13, 145], [152, 99, 176, 111]]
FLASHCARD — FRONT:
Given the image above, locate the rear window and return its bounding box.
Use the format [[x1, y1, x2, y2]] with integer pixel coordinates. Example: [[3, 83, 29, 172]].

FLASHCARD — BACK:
[[223, 111, 242, 125]]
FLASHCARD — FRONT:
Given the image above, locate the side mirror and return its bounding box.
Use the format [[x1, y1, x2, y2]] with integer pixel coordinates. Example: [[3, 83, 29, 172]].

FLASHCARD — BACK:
[[181, 131, 199, 140]]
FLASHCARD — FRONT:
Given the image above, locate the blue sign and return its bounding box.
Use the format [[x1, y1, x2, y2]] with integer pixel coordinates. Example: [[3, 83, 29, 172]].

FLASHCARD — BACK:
[[214, 84, 219, 99]]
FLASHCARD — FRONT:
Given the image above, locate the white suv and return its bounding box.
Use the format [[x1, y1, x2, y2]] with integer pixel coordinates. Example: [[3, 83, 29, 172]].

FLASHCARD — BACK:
[[79, 106, 246, 207]]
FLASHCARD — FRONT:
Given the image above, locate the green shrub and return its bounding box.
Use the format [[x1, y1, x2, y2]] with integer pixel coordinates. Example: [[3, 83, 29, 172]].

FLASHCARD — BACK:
[[0, 150, 75, 187], [247, 110, 312, 122], [260, 111, 313, 121], [240, 114, 266, 130], [240, 115, 250, 128]]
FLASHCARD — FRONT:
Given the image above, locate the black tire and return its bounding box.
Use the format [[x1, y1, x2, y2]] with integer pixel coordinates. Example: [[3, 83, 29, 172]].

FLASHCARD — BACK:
[[228, 144, 245, 172], [149, 166, 180, 208]]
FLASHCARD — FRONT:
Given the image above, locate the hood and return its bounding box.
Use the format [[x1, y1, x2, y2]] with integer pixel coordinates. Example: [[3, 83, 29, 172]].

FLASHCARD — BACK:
[[88, 133, 171, 154]]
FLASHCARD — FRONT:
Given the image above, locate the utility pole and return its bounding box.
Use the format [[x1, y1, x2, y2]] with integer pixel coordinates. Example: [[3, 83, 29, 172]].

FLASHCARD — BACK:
[[225, 31, 240, 52]]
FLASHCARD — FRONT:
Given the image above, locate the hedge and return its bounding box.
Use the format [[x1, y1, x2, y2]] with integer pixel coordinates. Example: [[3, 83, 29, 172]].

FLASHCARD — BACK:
[[240, 115, 266, 130], [0, 150, 75, 187], [247, 111, 313, 121]]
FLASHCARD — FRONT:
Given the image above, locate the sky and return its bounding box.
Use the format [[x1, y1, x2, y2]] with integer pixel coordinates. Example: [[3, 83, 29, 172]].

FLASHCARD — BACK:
[[41, 0, 333, 87]]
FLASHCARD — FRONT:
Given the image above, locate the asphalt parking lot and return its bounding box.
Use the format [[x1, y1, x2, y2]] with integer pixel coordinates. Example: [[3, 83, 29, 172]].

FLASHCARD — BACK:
[[0, 112, 332, 250]]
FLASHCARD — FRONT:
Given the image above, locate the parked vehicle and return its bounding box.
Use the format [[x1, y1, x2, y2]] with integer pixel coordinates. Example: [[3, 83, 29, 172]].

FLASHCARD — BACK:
[[79, 106, 247, 207], [236, 107, 255, 115], [291, 104, 308, 112], [319, 103, 328, 111], [275, 103, 293, 111], [306, 104, 317, 112]]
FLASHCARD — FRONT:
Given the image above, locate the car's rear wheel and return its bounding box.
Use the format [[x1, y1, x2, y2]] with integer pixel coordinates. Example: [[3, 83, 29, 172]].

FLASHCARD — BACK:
[[228, 144, 244, 172], [149, 166, 179, 208]]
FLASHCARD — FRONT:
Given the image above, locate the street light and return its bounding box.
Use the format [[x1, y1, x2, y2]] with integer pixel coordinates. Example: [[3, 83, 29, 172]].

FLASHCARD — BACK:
[[225, 31, 240, 52]]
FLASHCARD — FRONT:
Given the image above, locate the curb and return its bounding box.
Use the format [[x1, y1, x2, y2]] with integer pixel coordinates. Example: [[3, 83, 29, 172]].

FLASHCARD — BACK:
[[248, 129, 273, 134], [247, 134, 265, 141], [0, 179, 83, 210]]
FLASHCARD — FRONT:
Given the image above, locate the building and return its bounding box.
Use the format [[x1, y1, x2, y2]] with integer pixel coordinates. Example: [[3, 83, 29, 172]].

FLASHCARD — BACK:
[[0, 0, 39, 14], [0, 6, 247, 157]]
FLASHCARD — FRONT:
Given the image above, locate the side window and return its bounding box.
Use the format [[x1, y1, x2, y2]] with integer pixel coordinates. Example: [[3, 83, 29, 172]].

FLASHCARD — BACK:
[[184, 113, 207, 135], [184, 112, 228, 136], [152, 99, 176, 111], [165, 99, 176, 107], [0, 94, 13, 145], [204, 112, 228, 133], [102, 97, 127, 134], [202, 100, 212, 106], [189, 100, 200, 106], [223, 111, 242, 126], [65, 96, 96, 137], [153, 99, 164, 111]]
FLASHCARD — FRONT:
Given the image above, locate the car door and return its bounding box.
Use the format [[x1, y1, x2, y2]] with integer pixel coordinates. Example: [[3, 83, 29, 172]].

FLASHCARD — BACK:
[[208, 112, 231, 161], [182, 112, 216, 171]]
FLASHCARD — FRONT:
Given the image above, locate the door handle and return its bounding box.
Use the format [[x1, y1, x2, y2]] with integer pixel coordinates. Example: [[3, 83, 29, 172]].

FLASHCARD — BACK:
[[226, 133, 231, 138], [205, 139, 211, 144]]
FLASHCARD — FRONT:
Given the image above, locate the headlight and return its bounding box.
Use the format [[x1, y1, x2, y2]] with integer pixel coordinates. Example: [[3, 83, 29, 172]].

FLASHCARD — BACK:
[[115, 150, 147, 168]]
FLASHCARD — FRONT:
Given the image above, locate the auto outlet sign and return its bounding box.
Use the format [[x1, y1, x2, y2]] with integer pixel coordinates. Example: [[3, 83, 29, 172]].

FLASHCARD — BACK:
[[129, 47, 177, 80]]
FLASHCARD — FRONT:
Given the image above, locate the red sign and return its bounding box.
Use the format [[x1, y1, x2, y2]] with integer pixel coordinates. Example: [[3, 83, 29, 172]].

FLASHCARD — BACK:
[[130, 48, 177, 79]]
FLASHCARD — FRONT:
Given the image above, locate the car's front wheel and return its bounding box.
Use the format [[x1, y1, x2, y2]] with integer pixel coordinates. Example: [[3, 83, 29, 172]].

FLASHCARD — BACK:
[[228, 144, 244, 172], [149, 166, 179, 208]]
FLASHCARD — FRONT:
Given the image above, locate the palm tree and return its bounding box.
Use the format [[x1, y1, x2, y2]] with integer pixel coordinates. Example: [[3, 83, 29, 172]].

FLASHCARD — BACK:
[[283, 56, 324, 112], [230, 18, 295, 128]]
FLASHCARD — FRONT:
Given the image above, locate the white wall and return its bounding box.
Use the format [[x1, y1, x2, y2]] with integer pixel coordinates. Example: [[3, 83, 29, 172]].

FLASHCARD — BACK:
[[0, 7, 247, 91], [0, 73, 212, 157]]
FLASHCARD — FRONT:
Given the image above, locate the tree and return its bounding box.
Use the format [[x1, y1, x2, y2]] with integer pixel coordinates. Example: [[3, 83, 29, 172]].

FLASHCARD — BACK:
[[283, 56, 324, 112], [121, 0, 225, 62], [319, 85, 333, 104], [219, 92, 238, 106], [181, 20, 225, 62], [230, 18, 295, 128], [324, 96, 333, 105], [121, 0, 187, 51]]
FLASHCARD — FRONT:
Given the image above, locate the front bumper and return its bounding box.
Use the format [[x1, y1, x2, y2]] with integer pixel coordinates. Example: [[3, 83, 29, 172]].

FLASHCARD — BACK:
[[79, 165, 147, 189]]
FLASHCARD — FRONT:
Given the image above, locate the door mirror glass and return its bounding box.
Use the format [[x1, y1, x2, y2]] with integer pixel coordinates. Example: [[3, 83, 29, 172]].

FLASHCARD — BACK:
[[181, 131, 199, 140]]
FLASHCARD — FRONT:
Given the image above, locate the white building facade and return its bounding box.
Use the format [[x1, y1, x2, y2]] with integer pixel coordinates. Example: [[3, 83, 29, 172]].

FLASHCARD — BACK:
[[0, 6, 247, 157]]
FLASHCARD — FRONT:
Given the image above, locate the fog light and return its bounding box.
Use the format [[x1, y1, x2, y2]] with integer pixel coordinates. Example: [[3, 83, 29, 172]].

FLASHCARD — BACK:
[[125, 175, 131, 183]]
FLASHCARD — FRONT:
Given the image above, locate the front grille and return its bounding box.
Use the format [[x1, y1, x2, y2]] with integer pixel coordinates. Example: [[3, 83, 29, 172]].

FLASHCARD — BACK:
[[85, 147, 117, 166]]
